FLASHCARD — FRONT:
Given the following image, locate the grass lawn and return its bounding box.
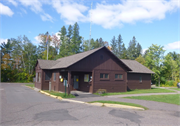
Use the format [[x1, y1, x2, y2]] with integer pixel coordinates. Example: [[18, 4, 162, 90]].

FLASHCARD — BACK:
[[89, 100, 148, 110], [94, 88, 175, 96], [169, 88, 180, 91], [44, 90, 75, 98], [124, 94, 180, 105], [25, 84, 34, 88]]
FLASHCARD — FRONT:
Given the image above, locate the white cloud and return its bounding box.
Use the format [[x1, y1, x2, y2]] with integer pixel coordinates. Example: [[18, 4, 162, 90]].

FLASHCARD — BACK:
[[0, 38, 8, 45], [52, 0, 88, 24], [0, 3, 14, 16], [142, 48, 148, 54], [89, 0, 180, 29], [8, 0, 18, 7], [18, 0, 42, 13], [164, 41, 180, 50], [33, 36, 42, 44], [40, 13, 53, 22]]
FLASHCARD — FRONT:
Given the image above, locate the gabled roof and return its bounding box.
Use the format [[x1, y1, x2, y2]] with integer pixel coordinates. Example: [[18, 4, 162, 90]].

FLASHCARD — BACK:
[[120, 59, 155, 74], [37, 47, 107, 69], [51, 47, 104, 69]]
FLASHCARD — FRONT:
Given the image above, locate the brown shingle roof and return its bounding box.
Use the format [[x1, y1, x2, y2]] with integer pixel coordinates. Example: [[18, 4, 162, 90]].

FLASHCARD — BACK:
[[37, 59, 59, 69], [37, 47, 104, 69], [120, 59, 155, 74]]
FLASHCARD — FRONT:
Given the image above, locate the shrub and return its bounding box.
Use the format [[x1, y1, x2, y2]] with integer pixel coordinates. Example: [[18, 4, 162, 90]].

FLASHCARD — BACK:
[[96, 89, 107, 94], [165, 80, 176, 87]]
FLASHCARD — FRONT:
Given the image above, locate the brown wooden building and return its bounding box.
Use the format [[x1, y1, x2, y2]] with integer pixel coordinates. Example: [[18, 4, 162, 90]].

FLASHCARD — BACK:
[[35, 46, 154, 93]]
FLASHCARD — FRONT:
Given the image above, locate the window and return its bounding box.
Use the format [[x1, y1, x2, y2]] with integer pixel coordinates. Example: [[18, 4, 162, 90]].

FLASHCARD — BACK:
[[140, 76, 142, 82], [54, 73, 56, 81], [36, 73, 41, 82], [115, 74, 123, 80], [84, 74, 89, 82], [36, 73, 38, 82], [100, 73, 109, 79], [45, 71, 52, 80], [100, 73, 104, 78]]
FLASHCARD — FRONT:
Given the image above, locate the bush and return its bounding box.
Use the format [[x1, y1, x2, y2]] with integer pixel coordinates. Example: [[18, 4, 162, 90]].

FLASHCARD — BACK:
[[164, 80, 176, 87], [96, 89, 107, 94]]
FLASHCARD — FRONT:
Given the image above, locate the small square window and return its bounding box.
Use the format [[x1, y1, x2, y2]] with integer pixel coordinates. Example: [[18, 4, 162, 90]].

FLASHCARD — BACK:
[[100, 73, 104, 78], [119, 74, 123, 79], [115, 74, 118, 79], [105, 74, 109, 78]]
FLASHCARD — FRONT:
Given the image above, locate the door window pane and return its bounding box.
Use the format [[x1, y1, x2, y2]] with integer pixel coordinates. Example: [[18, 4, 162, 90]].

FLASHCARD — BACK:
[[115, 74, 118, 79]]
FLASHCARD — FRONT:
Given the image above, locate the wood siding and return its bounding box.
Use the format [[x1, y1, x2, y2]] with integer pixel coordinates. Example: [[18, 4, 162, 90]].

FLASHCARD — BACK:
[[69, 48, 128, 93], [35, 63, 42, 90], [93, 70, 127, 93], [69, 49, 128, 72], [127, 73, 151, 90]]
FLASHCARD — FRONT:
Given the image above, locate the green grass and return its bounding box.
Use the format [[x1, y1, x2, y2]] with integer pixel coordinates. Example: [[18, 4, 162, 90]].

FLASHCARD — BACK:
[[44, 90, 75, 98], [124, 94, 180, 105], [169, 88, 180, 91], [94, 88, 175, 96], [25, 84, 34, 88], [89, 100, 148, 110]]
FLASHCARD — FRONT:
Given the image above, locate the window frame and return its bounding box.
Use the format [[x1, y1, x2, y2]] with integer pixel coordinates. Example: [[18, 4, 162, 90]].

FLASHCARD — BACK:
[[100, 73, 109, 80], [139, 76, 142, 83], [45, 71, 52, 81], [53, 73, 56, 81], [114, 74, 123, 80]]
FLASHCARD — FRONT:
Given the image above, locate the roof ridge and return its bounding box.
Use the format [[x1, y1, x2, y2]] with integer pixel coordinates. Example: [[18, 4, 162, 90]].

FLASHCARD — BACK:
[[56, 46, 104, 61]]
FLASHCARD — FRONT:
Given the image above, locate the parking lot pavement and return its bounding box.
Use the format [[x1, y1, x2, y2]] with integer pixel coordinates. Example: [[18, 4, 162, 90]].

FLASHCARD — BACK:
[[0, 83, 180, 126]]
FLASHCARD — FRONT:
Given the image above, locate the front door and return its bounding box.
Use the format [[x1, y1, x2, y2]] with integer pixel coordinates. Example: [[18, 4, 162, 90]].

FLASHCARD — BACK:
[[73, 75, 79, 89]]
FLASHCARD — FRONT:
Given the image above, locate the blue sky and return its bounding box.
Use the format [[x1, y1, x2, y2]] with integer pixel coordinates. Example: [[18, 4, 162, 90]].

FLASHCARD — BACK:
[[0, 0, 180, 54]]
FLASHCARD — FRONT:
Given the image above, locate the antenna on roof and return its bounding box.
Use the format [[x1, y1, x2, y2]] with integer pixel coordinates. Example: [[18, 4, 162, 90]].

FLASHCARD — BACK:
[[89, 2, 93, 50]]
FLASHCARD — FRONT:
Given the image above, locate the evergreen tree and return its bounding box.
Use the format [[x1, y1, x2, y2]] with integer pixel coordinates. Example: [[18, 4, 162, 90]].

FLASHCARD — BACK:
[[136, 43, 142, 57], [121, 43, 128, 59], [117, 34, 123, 58], [111, 36, 117, 56], [71, 22, 82, 54], [59, 26, 67, 58], [127, 36, 137, 60], [98, 38, 104, 47]]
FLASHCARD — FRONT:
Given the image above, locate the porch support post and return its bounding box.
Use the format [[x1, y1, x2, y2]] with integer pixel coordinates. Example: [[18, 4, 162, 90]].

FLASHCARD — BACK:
[[68, 70, 71, 95]]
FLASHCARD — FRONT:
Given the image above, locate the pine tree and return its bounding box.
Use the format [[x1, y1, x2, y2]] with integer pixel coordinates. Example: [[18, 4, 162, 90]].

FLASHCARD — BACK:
[[71, 22, 82, 54], [117, 34, 123, 58], [59, 26, 67, 58], [111, 36, 117, 56], [98, 38, 104, 47], [127, 36, 137, 60], [136, 43, 142, 57], [121, 43, 128, 59]]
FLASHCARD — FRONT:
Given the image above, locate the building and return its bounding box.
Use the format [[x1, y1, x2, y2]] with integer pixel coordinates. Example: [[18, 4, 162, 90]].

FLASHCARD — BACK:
[[35, 46, 154, 93]]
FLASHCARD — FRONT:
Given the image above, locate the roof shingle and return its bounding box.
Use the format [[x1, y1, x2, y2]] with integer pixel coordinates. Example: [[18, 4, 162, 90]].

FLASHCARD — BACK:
[[120, 59, 155, 74]]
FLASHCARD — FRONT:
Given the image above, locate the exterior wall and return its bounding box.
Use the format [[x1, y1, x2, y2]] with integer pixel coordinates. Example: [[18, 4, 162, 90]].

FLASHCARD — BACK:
[[127, 73, 151, 90], [69, 48, 128, 93], [51, 70, 60, 91], [93, 70, 127, 93], [59, 72, 68, 92], [35, 63, 42, 90]]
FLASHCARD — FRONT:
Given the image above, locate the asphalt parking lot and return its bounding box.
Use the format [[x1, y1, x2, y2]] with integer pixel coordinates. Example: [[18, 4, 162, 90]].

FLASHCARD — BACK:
[[0, 83, 179, 126]]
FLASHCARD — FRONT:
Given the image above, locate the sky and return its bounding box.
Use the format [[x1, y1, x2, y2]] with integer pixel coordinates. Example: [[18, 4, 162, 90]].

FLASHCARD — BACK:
[[0, 0, 180, 54]]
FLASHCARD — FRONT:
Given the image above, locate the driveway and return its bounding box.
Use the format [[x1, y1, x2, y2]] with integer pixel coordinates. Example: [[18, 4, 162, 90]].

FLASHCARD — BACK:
[[0, 83, 179, 126]]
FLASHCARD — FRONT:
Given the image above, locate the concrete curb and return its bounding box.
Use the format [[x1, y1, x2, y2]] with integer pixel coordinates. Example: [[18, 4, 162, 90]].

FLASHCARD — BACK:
[[39, 90, 63, 100], [88, 103, 145, 110], [23, 85, 34, 90]]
